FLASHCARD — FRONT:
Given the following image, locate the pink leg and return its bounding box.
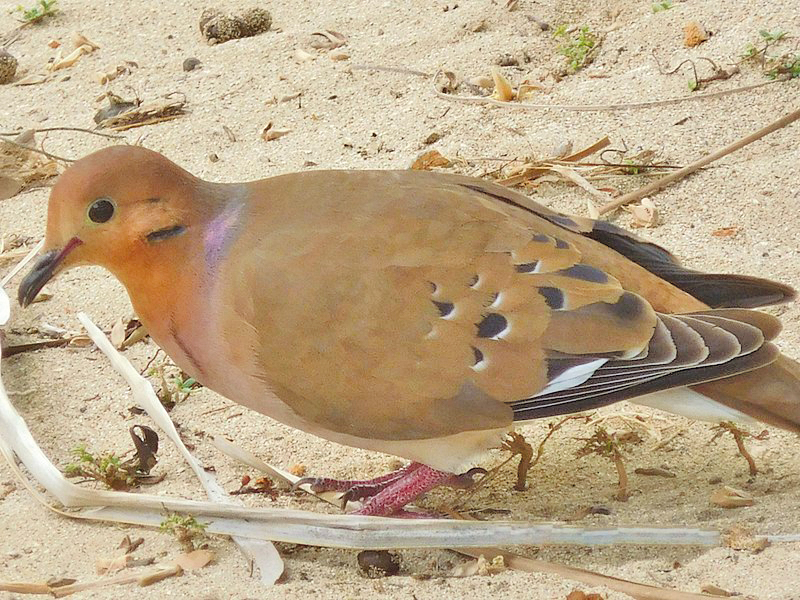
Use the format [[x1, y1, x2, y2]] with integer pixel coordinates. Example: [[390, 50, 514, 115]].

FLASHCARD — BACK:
[[354, 465, 486, 517], [293, 462, 422, 498]]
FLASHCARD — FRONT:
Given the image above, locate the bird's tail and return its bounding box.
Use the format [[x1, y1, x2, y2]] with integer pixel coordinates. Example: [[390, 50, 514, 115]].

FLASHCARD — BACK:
[[690, 355, 800, 433]]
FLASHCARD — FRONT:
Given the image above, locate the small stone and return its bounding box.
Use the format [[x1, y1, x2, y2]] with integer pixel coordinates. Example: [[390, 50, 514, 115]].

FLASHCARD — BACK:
[[495, 53, 519, 67], [0, 48, 18, 84], [357, 550, 401, 578], [423, 132, 442, 145], [208, 153, 220, 163], [183, 57, 202, 71], [684, 21, 710, 48]]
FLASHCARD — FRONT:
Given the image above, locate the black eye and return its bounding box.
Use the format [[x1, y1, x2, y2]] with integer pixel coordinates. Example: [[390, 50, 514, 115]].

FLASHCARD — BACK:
[[88, 198, 115, 223]]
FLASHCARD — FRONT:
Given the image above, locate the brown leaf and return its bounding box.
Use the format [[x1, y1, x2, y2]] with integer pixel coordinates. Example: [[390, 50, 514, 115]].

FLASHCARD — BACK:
[[411, 150, 452, 171], [490, 68, 514, 102], [700, 583, 735, 597], [710, 485, 754, 508], [96, 554, 134, 575], [711, 226, 739, 237], [261, 122, 292, 141], [173, 549, 215, 570]]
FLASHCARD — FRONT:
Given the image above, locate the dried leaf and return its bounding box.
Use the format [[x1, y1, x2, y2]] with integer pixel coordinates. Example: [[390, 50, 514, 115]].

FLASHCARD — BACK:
[[0, 140, 59, 197], [72, 32, 100, 51], [411, 150, 452, 171], [710, 486, 754, 508], [628, 198, 659, 228], [517, 82, 544, 101], [294, 48, 316, 62], [452, 554, 506, 577], [700, 583, 734, 597], [110, 317, 127, 349], [12, 74, 49, 86], [490, 67, 514, 101], [96, 95, 187, 131], [96, 554, 133, 575], [173, 549, 214, 570], [49, 45, 93, 72], [329, 50, 350, 61], [261, 122, 292, 141], [310, 30, 347, 50], [711, 226, 739, 238]]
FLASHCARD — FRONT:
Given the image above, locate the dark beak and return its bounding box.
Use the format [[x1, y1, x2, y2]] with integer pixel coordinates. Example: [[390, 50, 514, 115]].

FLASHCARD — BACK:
[[18, 237, 82, 308]]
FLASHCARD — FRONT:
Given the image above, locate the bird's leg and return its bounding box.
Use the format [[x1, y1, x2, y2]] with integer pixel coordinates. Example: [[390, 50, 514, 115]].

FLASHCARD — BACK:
[[354, 465, 487, 517], [293, 462, 423, 496]]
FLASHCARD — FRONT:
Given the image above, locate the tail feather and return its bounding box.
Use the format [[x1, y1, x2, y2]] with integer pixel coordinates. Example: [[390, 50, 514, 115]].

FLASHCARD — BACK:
[[693, 355, 800, 434]]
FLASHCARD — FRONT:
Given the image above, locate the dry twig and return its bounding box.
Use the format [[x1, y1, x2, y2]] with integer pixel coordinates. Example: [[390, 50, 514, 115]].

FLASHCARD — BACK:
[[599, 106, 800, 214]]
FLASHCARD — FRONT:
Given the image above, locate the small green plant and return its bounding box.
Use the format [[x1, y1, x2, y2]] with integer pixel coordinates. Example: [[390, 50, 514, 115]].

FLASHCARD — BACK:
[[65, 444, 139, 490], [651, 0, 673, 13], [160, 514, 209, 551], [554, 25, 598, 73], [148, 362, 201, 410], [741, 29, 799, 79], [13, 0, 57, 23]]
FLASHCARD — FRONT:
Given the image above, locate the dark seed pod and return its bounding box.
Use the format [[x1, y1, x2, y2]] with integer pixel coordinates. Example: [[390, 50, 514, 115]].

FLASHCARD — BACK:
[[357, 550, 401, 578]]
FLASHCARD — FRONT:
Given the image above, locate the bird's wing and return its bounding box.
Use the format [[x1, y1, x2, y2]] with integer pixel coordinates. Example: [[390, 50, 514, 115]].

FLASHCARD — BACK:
[[216, 170, 777, 442]]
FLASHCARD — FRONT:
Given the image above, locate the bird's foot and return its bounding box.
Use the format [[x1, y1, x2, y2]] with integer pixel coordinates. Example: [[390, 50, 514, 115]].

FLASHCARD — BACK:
[[293, 462, 423, 501], [353, 465, 487, 517]]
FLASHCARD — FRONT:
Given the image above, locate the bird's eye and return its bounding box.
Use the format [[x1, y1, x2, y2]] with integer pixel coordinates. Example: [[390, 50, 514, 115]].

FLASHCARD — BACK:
[[87, 198, 115, 223]]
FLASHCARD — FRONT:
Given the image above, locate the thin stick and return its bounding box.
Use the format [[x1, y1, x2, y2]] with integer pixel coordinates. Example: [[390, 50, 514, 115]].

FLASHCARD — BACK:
[[599, 106, 800, 215], [0, 127, 124, 140], [351, 64, 431, 78], [458, 549, 715, 600], [0, 137, 73, 162], [433, 73, 782, 112]]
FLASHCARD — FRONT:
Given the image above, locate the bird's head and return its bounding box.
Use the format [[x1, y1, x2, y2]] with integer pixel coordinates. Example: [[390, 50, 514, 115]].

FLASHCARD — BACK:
[[18, 145, 207, 307]]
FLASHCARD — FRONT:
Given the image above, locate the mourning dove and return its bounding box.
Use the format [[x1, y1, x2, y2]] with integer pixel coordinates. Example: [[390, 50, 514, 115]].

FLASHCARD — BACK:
[[18, 146, 800, 516]]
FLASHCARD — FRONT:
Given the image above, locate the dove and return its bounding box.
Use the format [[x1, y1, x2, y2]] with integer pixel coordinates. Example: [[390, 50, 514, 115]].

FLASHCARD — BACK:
[[18, 145, 800, 516]]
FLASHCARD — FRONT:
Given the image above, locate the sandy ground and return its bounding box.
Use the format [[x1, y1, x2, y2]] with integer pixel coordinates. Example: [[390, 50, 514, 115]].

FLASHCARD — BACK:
[[1, 0, 799, 598]]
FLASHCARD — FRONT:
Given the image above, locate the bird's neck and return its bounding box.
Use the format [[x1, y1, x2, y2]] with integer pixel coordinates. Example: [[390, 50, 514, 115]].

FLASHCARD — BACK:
[[113, 182, 248, 375]]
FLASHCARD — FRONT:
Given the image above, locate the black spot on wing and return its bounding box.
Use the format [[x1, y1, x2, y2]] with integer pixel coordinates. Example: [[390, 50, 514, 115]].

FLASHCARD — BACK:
[[555, 238, 569, 250], [433, 300, 454, 317], [477, 313, 508, 338], [538, 286, 564, 309], [555, 264, 608, 284], [531, 233, 549, 243], [515, 261, 539, 273], [610, 291, 647, 321], [471, 346, 484, 366]]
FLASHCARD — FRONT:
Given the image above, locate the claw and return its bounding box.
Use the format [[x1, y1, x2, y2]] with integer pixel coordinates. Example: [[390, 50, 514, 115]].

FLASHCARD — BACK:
[[291, 476, 328, 493], [446, 467, 488, 489]]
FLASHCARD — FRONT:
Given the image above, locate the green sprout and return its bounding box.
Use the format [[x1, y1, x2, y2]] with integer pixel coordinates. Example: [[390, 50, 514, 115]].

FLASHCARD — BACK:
[[652, 1, 673, 13], [554, 25, 598, 73], [64, 444, 139, 490], [14, 0, 57, 23], [160, 514, 209, 551]]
